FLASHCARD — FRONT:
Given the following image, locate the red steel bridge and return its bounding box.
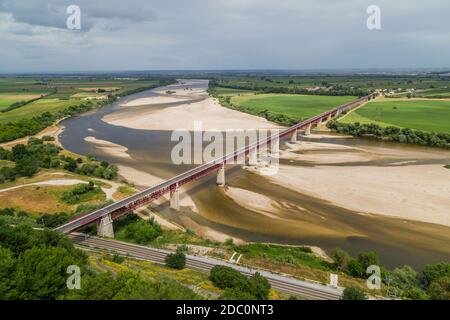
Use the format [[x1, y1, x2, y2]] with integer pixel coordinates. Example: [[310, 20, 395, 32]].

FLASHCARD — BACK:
[[55, 94, 374, 234]]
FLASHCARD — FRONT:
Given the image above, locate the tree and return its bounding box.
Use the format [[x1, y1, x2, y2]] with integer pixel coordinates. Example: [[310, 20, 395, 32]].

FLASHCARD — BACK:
[[249, 272, 271, 300], [341, 287, 367, 300], [209, 266, 251, 292], [64, 159, 78, 172], [428, 277, 450, 300], [0, 246, 16, 299], [420, 262, 450, 288], [331, 248, 350, 271], [347, 259, 365, 278], [357, 251, 379, 270], [165, 247, 186, 270]]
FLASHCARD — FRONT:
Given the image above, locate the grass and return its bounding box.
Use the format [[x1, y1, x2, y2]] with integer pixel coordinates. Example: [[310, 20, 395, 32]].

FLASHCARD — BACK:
[[0, 185, 78, 214], [0, 93, 46, 111], [230, 93, 356, 120], [0, 170, 108, 214], [0, 98, 77, 124], [112, 185, 137, 200], [0, 77, 169, 124], [341, 98, 450, 133]]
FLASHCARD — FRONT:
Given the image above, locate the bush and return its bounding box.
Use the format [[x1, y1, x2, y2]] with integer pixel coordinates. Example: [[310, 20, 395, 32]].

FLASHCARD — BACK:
[[220, 288, 257, 300], [341, 287, 367, 300], [427, 277, 450, 300], [165, 248, 186, 270], [420, 262, 450, 288], [120, 218, 163, 245], [209, 266, 251, 291], [347, 259, 365, 278]]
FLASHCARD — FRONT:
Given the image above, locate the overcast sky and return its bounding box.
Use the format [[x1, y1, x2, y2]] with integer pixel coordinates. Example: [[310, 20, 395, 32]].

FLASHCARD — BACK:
[[0, 0, 449, 72]]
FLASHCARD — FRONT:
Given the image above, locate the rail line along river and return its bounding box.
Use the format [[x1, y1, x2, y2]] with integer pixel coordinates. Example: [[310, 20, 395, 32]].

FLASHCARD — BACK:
[[59, 79, 450, 269]]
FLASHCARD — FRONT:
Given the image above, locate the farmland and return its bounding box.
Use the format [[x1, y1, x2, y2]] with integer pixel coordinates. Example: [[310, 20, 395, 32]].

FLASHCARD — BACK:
[[341, 98, 450, 133], [0, 76, 174, 143], [230, 93, 356, 120]]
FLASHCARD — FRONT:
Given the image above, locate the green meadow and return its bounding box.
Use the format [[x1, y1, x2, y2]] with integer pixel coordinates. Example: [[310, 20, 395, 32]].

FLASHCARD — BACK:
[[230, 93, 357, 120], [341, 99, 450, 133]]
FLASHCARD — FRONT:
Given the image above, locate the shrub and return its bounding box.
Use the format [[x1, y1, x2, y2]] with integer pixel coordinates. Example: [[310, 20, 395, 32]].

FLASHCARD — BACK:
[[341, 287, 367, 300], [209, 266, 251, 291], [165, 249, 186, 270]]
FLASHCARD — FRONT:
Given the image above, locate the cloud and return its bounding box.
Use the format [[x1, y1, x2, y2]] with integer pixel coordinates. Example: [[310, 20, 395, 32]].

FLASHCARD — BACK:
[[0, 0, 449, 72]]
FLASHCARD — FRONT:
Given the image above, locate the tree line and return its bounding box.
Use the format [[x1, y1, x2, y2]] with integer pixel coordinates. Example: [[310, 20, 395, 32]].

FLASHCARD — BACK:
[[209, 80, 372, 97], [331, 248, 450, 300], [0, 218, 200, 300], [327, 121, 450, 149]]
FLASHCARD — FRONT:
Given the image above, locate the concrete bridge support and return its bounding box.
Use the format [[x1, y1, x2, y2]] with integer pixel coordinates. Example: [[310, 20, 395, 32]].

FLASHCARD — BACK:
[[97, 213, 114, 238], [170, 185, 180, 210], [305, 123, 312, 136], [247, 148, 258, 166], [271, 136, 280, 154], [290, 129, 298, 143], [217, 163, 225, 186]]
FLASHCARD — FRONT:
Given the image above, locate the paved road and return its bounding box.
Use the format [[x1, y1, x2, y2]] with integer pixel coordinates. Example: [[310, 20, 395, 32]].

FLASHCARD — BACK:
[[69, 233, 343, 300]]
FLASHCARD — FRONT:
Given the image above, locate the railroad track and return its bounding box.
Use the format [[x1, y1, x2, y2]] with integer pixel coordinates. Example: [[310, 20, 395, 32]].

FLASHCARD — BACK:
[[69, 233, 343, 300]]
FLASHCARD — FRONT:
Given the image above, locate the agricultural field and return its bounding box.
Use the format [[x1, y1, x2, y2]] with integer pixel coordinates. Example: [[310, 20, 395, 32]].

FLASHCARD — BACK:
[[0, 76, 167, 123], [341, 98, 450, 133], [230, 93, 356, 120]]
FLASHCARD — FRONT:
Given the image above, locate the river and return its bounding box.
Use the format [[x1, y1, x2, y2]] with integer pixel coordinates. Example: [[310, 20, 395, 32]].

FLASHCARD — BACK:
[[59, 80, 450, 269]]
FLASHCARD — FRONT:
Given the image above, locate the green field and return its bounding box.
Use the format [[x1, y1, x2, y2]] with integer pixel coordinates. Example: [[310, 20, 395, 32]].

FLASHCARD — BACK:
[[0, 77, 169, 123], [230, 93, 356, 120], [0, 76, 174, 143], [341, 99, 450, 133]]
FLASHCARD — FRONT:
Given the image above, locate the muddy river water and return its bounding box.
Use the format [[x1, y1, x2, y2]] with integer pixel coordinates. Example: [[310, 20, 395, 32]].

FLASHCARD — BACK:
[[59, 80, 450, 269]]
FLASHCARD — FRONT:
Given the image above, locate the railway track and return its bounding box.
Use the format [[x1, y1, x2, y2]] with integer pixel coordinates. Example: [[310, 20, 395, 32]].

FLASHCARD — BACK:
[[69, 233, 343, 300]]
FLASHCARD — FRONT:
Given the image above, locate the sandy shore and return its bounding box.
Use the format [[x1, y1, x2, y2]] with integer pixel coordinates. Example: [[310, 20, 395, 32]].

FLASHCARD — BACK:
[[103, 80, 279, 132], [271, 135, 450, 227], [84, 136, 131, 159]]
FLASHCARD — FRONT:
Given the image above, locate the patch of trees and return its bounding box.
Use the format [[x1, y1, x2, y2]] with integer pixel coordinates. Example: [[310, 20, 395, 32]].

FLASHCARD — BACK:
[[209, 265, 271, 300], [0, 219, 199, 300], [327, 121, 450, 149], [0, 138, 118, 184], [60, 181, 100, 204], [118, 218, 163, 245], [331, 248, 450, 300]]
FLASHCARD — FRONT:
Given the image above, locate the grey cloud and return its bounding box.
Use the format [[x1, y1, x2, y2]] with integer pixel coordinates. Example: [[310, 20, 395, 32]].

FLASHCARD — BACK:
[[0, 0, 449, 72]]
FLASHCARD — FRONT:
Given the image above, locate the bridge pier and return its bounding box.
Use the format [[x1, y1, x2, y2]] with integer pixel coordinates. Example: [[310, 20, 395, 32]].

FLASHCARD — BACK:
[[217, 163, 225, 186], [97, 213, 114, 238], [271, 136, 280, 154], [170, 185, 180, 210], [305, 123, 312, 136], [290, 129, 298, 143], [247, 148, 258, 166]]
